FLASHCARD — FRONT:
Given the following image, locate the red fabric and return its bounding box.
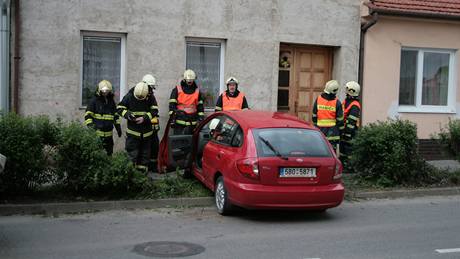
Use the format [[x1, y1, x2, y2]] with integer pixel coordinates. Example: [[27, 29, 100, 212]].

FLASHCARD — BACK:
[[367, 0, 460, 17], [157, 115, 174, 174]]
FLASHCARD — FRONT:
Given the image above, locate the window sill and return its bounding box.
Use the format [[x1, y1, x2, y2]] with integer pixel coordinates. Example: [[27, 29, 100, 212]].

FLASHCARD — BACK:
[[398, 106, 456, 114]]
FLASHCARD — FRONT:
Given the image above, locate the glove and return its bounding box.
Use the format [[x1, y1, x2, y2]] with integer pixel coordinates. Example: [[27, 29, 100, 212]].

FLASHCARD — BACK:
[[115, 124, 122, 138]]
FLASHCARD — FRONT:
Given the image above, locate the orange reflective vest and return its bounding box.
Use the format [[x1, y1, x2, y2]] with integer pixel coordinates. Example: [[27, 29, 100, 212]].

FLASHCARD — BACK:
[[316, 96, 337, 127], [343, 100, 361, 127], [222, 92, 245, 111], [176, 85, 199, 114]]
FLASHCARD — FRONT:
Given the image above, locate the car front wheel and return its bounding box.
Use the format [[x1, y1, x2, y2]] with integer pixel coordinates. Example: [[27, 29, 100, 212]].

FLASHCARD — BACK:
[[215, 176, 232, 215]]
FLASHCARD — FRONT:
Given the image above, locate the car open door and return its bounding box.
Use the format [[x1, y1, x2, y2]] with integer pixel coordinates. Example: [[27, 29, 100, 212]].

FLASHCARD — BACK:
[[158, 115, 193, 174]]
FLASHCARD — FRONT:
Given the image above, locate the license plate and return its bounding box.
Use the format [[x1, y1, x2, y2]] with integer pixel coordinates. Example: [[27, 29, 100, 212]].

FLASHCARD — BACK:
[[279, 167, 316, 178]]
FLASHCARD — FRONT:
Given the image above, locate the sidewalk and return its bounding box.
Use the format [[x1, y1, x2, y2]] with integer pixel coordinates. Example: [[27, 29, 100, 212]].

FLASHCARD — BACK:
[[1, 186, 460, 216]]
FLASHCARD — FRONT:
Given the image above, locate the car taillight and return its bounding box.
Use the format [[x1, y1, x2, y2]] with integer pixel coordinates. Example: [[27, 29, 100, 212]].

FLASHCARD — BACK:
[[236, 158, 259, 180], [333, 161, 342, 180]]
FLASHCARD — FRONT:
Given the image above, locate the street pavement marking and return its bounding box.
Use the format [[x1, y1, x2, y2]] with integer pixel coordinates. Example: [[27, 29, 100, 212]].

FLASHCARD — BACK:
[[436, 248, 460, 254]]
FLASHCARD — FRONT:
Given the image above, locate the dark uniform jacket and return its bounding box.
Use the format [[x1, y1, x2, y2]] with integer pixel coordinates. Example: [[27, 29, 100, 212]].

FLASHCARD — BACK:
[[84, 92, 121, 137]]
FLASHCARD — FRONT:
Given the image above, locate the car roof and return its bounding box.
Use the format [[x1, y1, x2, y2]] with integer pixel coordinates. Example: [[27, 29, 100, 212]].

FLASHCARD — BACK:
[[218, 110, 317, 130]]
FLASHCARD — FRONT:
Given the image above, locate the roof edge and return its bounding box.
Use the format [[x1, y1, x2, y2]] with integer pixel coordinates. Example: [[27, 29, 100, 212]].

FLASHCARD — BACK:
[[364, 1, 460, 21]]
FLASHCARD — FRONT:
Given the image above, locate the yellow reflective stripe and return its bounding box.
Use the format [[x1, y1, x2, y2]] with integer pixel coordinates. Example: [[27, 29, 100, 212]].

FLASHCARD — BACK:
[[348, 115, 359, 121], [337, 116, 344, 121], [168, 111, 174, 115], [317, 119, 336, 127], [327, 136, 340, 141], [146, 112, 153, 120], [198, 100, 204, 104], [215, 106, 222, 111], [197, 112, 205, 116], [175, 120, 197, 126], [150, 105, 158, 109], [127, 129, 153, 137], [121, 110, 127, 117], [117, 105, 127, 109], [312, 114, 317, 117], [95, 130, 113, 137], [84, 119, 93, 125], [169, 99, 177, 103], [132, 111, 147, 116], [153, 124, 160, 130], [347, 124, 355, 129], [318, 105, 336, 111], [85, 111, 94, 116], [92, 114, 114, 120], [115, 117, 121, 124], [135, 165, 148, 171]]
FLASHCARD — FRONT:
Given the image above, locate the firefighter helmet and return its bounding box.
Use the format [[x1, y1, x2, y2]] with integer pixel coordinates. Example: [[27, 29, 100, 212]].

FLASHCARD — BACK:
[[98, 80, 112, 93], [226, 77, 239, 85], [183, 69, 196, 82], [134, 82, 149, 100], [345, 81, 360, 97], [324, 80, 340, 94], [142, 74, 157, 87]]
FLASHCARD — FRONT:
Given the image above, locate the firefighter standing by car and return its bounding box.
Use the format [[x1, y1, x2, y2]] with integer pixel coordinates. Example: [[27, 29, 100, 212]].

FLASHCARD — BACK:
[[312, 80, 344, 153], [142, 74, 161, 172], [340, 81, 361, 167], [215, 77, 249, 111], [168, 69, 205, 135], [117, 81, 157, 172], [84, 80, 122, 156]]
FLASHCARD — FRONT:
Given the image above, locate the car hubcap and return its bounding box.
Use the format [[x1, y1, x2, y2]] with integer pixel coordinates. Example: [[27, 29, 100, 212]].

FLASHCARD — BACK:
[[216, 181, 225, 210]]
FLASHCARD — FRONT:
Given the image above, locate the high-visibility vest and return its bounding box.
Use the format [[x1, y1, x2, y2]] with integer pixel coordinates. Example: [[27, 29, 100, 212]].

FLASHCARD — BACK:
[[222, 92, 244, 111], [316, 96, 337, 127], [176, 85, 199, 114], [343, 100, 361, 127]]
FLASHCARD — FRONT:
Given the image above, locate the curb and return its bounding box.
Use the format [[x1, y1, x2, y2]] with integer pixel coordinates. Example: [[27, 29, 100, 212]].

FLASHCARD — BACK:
[[0, 197, 214, 216], [1, 187, 460, 216]]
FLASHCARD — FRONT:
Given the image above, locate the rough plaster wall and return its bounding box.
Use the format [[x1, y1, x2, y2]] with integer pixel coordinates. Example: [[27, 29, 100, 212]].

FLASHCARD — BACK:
[[18, 0, 361, 149]]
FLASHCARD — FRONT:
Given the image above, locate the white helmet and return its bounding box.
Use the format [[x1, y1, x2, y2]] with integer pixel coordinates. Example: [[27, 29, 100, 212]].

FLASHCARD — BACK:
[[134, 82, 149, 100], [209, 118, 221, 131], [142, 74, 157, 88], [324, 80, 340, 94], [98, 80, 112, 93], [183, 69, 196, 82], [345, 81, 360, 97], [226, 77, 239, 85]]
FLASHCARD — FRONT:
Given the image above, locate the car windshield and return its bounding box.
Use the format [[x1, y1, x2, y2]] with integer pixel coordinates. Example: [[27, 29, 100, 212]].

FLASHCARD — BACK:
[[252, 128, 332, 158]]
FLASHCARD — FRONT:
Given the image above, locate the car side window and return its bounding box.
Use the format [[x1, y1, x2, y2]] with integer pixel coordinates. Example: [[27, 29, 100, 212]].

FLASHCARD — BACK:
[[212, 116, 240, 146], [231, 127, 243, 147]]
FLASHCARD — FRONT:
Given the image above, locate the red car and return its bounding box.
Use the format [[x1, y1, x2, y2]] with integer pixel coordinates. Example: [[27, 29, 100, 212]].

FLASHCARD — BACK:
[[158, 111, 344, 215]]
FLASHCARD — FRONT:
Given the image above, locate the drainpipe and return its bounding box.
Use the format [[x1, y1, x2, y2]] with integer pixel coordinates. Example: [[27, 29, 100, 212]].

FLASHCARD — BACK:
[[358, 11, 378, 125], [12, 0, 18, 113], [0, 0, 10, 113]]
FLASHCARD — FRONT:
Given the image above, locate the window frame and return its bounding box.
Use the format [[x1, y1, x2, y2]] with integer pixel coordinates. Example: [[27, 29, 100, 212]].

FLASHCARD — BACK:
[[398, 47, 456, 114], [185, 37, 226, 111], [79, 31, 126, 108]]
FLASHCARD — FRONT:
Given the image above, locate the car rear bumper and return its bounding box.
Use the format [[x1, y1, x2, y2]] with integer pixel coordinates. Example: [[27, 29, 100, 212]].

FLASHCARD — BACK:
[[226, 179, 345, 209]]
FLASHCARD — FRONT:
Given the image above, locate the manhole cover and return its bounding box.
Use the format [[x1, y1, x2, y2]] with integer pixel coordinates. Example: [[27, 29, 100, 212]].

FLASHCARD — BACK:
[[132, 241, 205, 257]]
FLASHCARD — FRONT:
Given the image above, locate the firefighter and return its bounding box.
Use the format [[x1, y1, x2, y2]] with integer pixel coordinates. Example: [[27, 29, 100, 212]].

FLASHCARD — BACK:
[[340, 81, 361, 167], [312, 80, 344, 153], [215, 77, 249, 111], [84, 80, 122, 156], [117, 82, 157, 172], [169, 69, 205, 135], [142, 74, 160, 172]]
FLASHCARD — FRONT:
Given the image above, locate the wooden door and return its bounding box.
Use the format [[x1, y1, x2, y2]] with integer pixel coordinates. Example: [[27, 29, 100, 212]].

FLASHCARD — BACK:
[[277, 45, 332, 122]]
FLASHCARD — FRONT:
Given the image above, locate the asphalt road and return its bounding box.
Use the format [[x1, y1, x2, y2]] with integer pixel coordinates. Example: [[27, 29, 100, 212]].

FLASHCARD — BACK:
[[1, 196, 460, 259]]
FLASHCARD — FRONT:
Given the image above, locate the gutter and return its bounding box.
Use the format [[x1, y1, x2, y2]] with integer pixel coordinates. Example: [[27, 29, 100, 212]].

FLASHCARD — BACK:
[[12, 0, 18, 112], [0, 0, 10, 112]]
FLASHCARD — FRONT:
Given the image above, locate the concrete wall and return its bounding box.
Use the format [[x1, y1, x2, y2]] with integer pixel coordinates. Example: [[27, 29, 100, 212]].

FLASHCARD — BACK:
[[17, 0, 360, 147], [362, 16, 460, 138]]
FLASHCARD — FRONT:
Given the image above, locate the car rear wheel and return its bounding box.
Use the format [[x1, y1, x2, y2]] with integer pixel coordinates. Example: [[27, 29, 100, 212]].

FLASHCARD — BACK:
[[215, 176, 232, 215]]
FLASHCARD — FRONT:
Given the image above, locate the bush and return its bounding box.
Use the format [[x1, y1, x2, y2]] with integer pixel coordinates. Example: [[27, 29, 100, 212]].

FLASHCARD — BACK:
[[436, 119, 460, 159], [0, 113, 51, 194], [349, 119, 427, 186]]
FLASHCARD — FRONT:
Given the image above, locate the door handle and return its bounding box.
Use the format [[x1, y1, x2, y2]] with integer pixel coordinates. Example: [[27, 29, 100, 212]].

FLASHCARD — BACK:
[[217, 150, 225, 160]]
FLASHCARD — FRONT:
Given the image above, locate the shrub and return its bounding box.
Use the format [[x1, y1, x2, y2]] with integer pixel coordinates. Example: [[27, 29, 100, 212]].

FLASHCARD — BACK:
[[349, 119, 427, 186], [0, 113, 49, 194], [436, 119, 460, 159]]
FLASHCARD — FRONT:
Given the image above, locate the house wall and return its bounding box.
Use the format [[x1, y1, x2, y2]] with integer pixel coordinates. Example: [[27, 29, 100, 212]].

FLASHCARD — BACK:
[[17, 0, 360, 148], [362, 16, 460, 138]]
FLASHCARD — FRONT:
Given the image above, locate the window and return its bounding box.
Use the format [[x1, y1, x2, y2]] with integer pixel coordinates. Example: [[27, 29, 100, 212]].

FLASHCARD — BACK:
[[210, 116, 240, 146], [253, 128, 332, 158], [81, 32, 126, 107], [186, 39, 225, 109], [398, 48, 456, 113]]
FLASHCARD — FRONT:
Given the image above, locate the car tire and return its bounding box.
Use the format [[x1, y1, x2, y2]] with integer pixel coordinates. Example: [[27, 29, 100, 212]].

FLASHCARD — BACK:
[[215, 176, 232, 215]]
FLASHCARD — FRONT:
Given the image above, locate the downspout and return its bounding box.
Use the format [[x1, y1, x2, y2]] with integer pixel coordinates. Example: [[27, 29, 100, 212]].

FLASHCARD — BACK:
[[0, 0, 10, 113], [12, 0, 18, 113], [358, 11, 378, 125]]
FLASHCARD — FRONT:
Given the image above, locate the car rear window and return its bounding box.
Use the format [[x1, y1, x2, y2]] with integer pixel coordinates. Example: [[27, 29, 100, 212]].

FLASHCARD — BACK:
[[252, 128, 332, 158]]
